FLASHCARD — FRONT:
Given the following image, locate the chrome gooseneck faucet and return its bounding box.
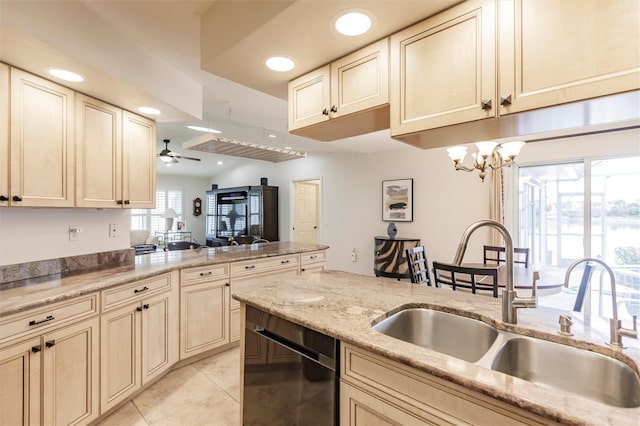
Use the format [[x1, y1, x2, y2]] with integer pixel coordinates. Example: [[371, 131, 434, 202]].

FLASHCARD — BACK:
[[564, 258, 638, 348], [453, 219, 537, 324]]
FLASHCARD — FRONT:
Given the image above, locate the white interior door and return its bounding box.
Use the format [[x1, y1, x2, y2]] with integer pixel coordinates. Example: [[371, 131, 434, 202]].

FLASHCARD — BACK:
[[293, 181, 319, 244]]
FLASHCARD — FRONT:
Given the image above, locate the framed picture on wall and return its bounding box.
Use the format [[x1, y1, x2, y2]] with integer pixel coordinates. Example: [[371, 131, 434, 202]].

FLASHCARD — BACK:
[[177, 221, 186, 231], [382, 179, 413, 222]]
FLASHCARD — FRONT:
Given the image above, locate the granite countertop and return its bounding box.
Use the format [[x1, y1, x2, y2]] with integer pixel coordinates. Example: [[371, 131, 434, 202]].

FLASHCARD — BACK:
[[0, 242, 328, 317], [232, 270, 640, 426]]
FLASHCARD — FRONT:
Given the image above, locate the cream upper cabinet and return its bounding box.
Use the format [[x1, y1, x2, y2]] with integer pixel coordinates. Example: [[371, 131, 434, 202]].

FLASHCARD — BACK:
[[390, 0, 496, 137], [288, 38, 390, 141], [75, 94, 122, 208], [0, 63, 9, 206], [121, 110, 156, 209], [10, 67, 75, 207], [498, 0, 640, 114]]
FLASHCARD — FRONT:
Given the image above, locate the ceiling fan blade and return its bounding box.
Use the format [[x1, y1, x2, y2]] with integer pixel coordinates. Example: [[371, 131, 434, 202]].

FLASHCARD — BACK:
[[171, 154, 201, 161]]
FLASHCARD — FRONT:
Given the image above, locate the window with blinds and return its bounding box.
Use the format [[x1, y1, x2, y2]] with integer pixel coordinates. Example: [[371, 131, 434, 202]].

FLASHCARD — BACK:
[[131, 189, 183, 233]]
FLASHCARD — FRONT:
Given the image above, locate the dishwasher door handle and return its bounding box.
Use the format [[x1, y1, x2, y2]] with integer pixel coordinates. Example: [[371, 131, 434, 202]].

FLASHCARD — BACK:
[[253, 327, 335, 370]]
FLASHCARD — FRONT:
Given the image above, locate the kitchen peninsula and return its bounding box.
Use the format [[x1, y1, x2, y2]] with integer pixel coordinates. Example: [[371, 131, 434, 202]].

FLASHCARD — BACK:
[[233, 270, 640, 426]]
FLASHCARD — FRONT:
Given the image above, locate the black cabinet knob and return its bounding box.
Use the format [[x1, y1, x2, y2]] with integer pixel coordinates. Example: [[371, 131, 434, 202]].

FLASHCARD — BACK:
[[32, 345, 42, 353], [136, 307, 142, 312], [45, 340, 55, 348], [12, 195, 22, 202], [0, 195, 8, 201], [321, 108, 329, 116], [143, 304, 149, 310]]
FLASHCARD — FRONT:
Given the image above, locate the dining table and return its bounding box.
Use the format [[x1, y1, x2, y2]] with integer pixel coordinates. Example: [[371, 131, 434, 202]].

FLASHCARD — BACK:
[[461, 263, 565, 295]]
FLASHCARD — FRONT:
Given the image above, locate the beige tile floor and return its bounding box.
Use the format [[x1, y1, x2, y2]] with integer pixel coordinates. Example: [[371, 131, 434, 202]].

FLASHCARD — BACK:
[[97, 347, 241, 426]]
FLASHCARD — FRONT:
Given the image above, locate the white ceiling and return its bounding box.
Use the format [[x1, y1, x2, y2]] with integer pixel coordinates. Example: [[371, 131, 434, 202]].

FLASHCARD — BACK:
[[0, 0, 460, 177]]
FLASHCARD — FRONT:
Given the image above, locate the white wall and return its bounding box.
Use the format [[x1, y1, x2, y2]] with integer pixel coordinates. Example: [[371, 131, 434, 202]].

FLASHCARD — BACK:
[[209, 128, 640, 276], [156, 174, 210, 245], [1, 128, 637, 269], [0, 208, 130, 265]]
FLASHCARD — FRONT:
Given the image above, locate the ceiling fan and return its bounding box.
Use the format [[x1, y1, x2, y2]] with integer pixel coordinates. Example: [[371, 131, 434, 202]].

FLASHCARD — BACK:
[[158, 139, 201, 164]]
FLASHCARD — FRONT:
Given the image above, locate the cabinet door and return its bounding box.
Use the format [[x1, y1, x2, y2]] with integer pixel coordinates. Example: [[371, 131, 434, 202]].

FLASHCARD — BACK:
[[331, 38, 389, 119], [498, 0, 640, 115], [390, 0, 496, 135], [180, 279, 229, 359], [42, 317, 99, 426], [100, 304, 141, 413], [288, 65, 330, 131], [75, 94, 122, 208], [0, 63, 8, 206], [121, 110, 155, 209], [0, 337, 41, 426], [10, 68, 75, 207], [141, 289, 178, 385], [340, 381, 431, 426]]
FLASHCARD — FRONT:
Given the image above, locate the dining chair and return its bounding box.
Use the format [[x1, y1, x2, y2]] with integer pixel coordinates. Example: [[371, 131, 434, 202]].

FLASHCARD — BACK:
[[405, 246, 435, 286], [433, 262, 499, 297], [483, 245, 530, 267]]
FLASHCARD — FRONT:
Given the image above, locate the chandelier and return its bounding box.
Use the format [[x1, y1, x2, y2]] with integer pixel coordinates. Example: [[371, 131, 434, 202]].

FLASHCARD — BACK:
[[446, 141, 525, 182]]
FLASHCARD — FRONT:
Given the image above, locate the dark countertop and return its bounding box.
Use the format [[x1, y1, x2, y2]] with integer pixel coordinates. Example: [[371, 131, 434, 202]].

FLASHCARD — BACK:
[[0, 241, 328, 317]]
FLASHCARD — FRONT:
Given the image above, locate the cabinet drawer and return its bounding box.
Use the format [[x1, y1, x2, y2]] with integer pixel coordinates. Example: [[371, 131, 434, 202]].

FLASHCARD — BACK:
[[341, 344, 555, 426], [300, 250, 326, 265], [0, 293, 98, 345], [231, 254, 300, 277], [102, 273, 172, 312], [181, 263, 229, 286]]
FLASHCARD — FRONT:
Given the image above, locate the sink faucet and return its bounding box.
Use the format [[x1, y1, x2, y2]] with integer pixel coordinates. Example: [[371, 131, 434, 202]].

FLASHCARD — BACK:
[[453, 219, 536, 324], [564, 258, 638, 348]]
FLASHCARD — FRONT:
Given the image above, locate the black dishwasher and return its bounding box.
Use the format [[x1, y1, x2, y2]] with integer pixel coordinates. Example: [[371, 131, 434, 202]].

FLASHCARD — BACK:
[[243, 305, 338, 425]]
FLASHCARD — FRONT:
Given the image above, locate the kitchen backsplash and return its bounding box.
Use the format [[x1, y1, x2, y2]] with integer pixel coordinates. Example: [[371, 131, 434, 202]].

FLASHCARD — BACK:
[[0, 248, 135, 285]]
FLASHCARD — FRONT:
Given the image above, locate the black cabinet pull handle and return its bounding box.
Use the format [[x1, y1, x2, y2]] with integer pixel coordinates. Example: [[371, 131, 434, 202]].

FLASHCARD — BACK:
[[45, 340, 55, 348], [199, 271, 213, 276], [116, 199, 123, 205], [310, 255, 317, 259], [124, 200, 130, 205], [136, 307, 142, 312], [225, 282, 230, 287], [321, 108, 329, 116], [143, 304, 149, 309], [330, 105, 337, 113], [281, 260, 290, 264], [0, 195, 8, 201], [134, 286, 149, 294], [12, 195, 22, 202], [245, 265, 256, 269], [29, 315, 55, 326], [32, 345, 42, 353]]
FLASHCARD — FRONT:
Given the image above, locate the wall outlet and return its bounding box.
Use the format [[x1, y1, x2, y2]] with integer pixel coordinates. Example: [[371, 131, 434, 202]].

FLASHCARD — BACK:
[[350, 248, 357, 262], [69, 225, 82, 241], [109, 223, 117, 238]]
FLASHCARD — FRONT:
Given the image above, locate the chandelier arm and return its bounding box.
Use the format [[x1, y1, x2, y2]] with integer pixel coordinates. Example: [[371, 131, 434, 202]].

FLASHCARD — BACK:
[[454, 163, 476, 172]]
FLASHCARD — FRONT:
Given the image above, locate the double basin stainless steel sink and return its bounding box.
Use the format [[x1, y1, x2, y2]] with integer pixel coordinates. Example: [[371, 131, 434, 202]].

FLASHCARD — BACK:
[[373, 308, 640, 408]]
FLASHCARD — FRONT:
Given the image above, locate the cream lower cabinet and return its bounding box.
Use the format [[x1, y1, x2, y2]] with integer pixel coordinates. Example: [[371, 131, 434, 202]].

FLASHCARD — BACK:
[[100, 273, 178, 414], [340, 344, 558, 426], [0, 293, 100, 426], [498, 0, 640, 115], [300, 250, 326, 274], [180, 263, 231, 359]]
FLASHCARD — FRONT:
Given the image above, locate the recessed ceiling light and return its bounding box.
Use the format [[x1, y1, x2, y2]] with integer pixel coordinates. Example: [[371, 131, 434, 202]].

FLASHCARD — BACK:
[[335, 11, 372, 36], [267, 133, 276, 138], [187, 125, 222, 134], [284, 146, 292, 150], [266, 56, 295, 72], [47, 68, 84, 82], [138, 106, 161, 115], [217, 161, 223, 165]]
